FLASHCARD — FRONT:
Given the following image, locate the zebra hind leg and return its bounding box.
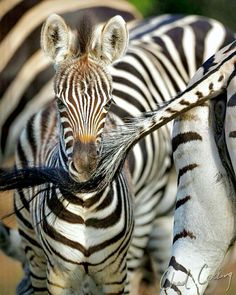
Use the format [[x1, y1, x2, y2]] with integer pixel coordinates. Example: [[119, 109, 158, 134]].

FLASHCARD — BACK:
[[135, 215, 174, 294], [147, 215, 174, 278]]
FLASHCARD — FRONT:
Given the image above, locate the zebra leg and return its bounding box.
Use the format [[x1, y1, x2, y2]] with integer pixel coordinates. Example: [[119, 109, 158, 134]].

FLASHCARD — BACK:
[[16, 264, 34, 295], [14, 188, 48, 294], [46, 265, 105, 295], [46, 265, 81, 294], [126, 216, 173, 295], [127, 169, 176, 294], [225, 72, 236, 176], [0, 222, 33, 294], [139, 166, 176, 285], [147, 215, 174, 278], [138, 170, 175, 292], [147, 166, 176, 278], [133, 215, 173, 295], [18, 241, 47, 294], [81, 276, 103, 295], [160, 100, 235, 295], [0, 222, 25, 263], [127, 192, 165, 293], [96, 261, 129, 295], [46, 264, 127, 295]]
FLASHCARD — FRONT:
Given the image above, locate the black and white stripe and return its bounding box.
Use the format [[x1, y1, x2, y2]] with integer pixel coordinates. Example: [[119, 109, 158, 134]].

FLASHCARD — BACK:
[[1, 9, 236, 295], [89, 39, 236, 295]]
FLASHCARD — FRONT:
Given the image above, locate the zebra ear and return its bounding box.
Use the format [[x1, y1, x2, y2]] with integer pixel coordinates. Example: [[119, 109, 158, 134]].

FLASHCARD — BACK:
[[41, 14, 72, 65], [93, 15, 128, 65]]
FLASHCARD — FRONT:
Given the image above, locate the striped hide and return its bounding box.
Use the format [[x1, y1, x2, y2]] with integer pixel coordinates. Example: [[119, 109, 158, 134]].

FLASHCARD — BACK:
[[0, 10, 236, 295]]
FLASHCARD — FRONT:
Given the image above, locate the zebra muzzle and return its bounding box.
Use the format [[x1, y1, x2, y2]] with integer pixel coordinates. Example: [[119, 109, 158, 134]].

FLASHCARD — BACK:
[[70, 139, 98, 182]]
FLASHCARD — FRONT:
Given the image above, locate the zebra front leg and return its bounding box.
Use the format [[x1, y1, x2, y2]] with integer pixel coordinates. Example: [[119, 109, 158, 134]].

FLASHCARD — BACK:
[[225, 71, 236, 176], [46, 264, 104, 295], [14, 189, 48, 294], [131, 215, 174, 295], [16, 264, 34, 295], [0, 223, 33, 294], [0, 222, 25, 263], [160, 101, 236, 295], [46, 264, 84, 295], [137, 167, 176, 290], [93, 259, 130, 295]]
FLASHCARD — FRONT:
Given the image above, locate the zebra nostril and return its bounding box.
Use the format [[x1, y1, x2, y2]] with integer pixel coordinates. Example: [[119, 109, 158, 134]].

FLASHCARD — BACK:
[[96, 145, 101, 155], [70, 161, 77, 172], [95, 138, 104, 156]]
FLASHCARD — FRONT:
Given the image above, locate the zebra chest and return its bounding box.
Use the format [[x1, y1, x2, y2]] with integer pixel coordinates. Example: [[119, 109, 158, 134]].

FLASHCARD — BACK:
[[33, 186, 133, 275]]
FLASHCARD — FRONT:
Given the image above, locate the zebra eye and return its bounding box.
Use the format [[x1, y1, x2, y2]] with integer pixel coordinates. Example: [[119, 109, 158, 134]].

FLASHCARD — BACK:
[[57, 99, 66, 110], [104, 98, 115, 111], [104, 99, 112, 111]]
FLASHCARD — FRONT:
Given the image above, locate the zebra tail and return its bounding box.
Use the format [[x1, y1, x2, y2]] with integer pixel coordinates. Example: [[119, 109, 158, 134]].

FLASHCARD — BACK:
[[0, 167, 60, 191], [0, 166, 110, 194]]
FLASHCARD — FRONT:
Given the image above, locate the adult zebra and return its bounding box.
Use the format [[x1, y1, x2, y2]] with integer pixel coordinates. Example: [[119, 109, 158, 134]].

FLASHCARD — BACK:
[[1, 11, 236, 295], [106, 41, 236, 295], [75, 41, 236, 294], [79, 39, 236, 295]]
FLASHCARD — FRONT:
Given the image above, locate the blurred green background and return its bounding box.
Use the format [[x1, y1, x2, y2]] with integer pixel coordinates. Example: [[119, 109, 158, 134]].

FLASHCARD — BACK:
[[130, 0, 236, 31]]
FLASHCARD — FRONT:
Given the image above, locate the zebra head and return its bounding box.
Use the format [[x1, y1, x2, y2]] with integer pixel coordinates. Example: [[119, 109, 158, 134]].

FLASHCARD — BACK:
[[41, 14, 128, 182]]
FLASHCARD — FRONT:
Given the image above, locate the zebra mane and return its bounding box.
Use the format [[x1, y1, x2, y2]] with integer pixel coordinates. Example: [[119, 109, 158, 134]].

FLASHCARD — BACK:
[[75, 15, 95, 56], [0, 40, 235, 195]]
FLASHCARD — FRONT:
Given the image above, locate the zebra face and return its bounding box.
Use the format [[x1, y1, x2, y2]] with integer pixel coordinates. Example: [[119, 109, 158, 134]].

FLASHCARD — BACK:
[[55, 58, 113, 181], [41, 14, 128, 181]]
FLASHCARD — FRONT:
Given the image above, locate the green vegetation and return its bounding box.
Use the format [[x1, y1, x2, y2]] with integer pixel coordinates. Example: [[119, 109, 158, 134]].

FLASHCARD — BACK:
[[129, 0, 236, 31]]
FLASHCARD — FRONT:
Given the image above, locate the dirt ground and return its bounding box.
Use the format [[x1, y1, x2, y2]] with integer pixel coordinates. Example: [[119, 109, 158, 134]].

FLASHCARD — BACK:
[[0, 191, 235, 295]]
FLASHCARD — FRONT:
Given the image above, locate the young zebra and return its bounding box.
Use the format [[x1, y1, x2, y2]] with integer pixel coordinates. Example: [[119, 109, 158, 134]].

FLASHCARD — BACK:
[[11, 14, 135, 295]]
